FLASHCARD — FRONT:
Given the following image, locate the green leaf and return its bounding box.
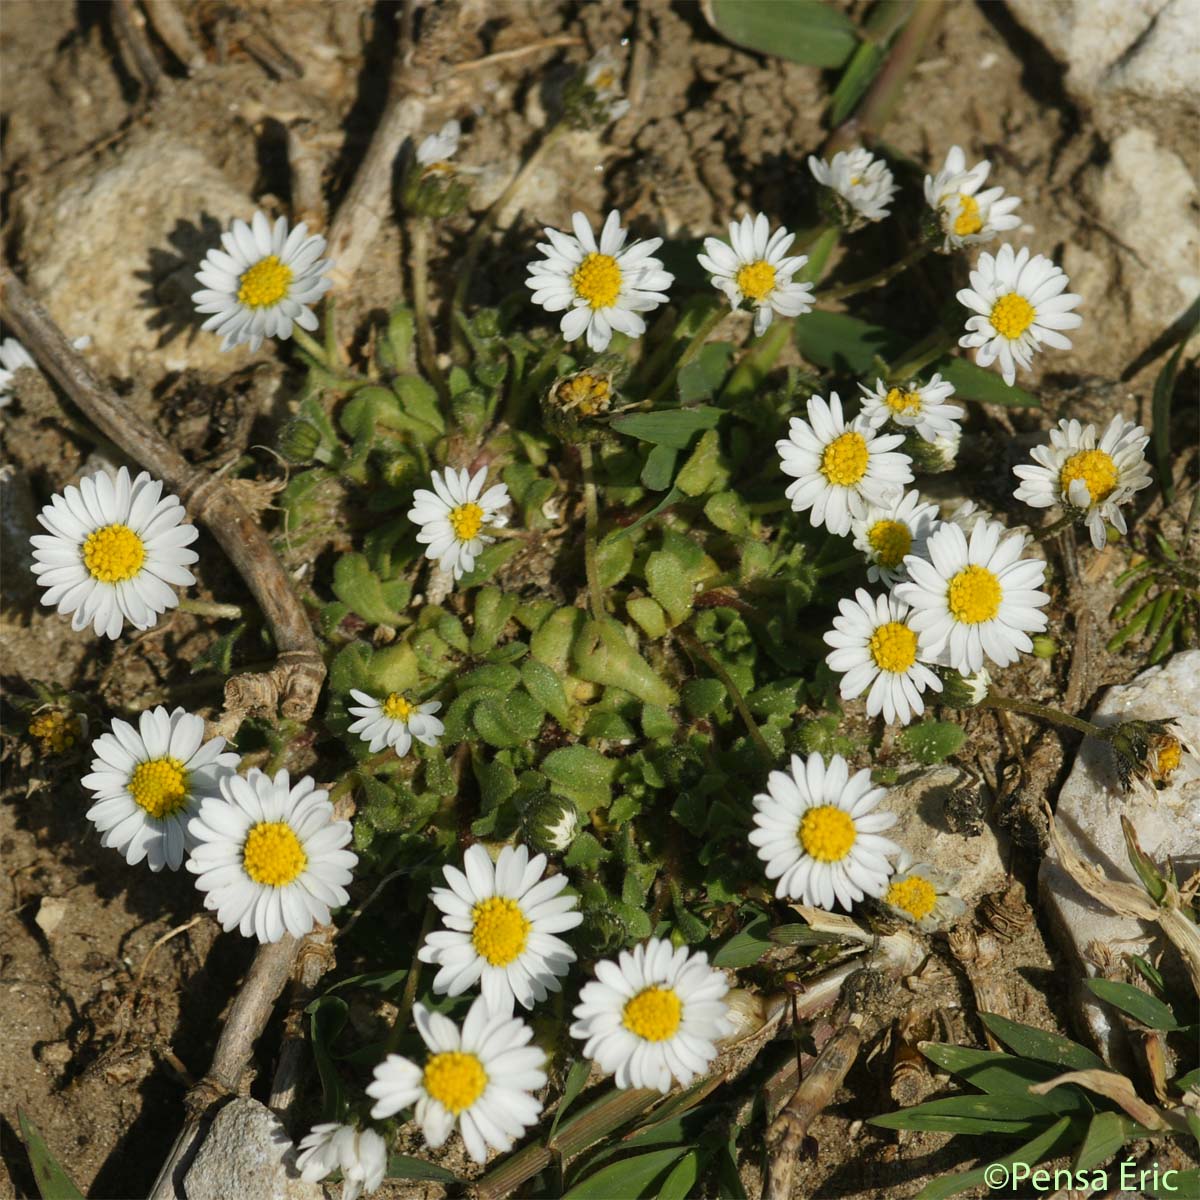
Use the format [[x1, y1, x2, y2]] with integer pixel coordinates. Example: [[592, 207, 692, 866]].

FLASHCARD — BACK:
[[913, 1116, 1075, 1200], [393, 374, 446, 434], [1148, 1170, 1200, 1200], [564, 1147, 688, 1200], [677, 343, 734, 403], [768, 922, 846, 947], [1084, 978, 1180, 1030], [931, 355, 1040, 408], [306, 995, 349, 1121], [711, 913, 772, 968], [645, 551, 694, 625], [190, 621, 247, 676], [919, 1044, 1067, 1099], [333, 553, 409, 626], [1074, 1110, 1129, 1171], [597, 534, 635, 588], [572, 618, 678, 707], [675, 429, 724, 497], [703, 0, 857, 67], [898, 719, 966, 764], [628, 596, 669, 639], [543, 745, 616, 807], [617, 486, 685, 538], [470, 587, 518, 655], [641, 444, 679, 491], [551, 1057, 595, 1138], [386, 1153, 458, 1183], [980, 1013, 1105, 1071], [681, 677, 726, 717], [564, 831, 610, 871], [17, 1109, 85, 1200], [1151, 334, 1188, 504], [656, 1150, 702, 1200], [521, 659, 571, 725], [870, 1092, 1061, 1133], [613, 406, 723, 449], [793, 311, 906, 374]]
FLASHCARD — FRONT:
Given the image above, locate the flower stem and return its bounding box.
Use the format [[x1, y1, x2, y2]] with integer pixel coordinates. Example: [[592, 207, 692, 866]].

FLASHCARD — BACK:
[[818, 243, 931, 303], [505, 333, 563, 428], [981, 692, 1102, 739], [290, 326, 328, 365], [648, 304, 727, 404], [579, 442, 605, 619], [410, 218, 448, 402], [886, 326, 958, 383], [816, 552, 864, 579]]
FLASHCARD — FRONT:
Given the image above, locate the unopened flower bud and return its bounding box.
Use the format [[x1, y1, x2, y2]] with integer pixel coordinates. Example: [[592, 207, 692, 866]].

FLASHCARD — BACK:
[[521, 795, 580, 855], [278, 417, 322, 464], [939, 668, 991, 709]]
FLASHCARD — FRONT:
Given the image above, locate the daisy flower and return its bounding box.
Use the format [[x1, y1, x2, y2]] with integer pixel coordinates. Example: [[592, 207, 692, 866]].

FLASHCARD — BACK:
[[418, 842, 582, 1014], [858, 374, 963, 445], [30, 466, 199, 639], [346, 689, 443, 756], [1012, 415, 1152, 550], [750, 752, 900, 911], [0, 336, 35, 406], [192, 210, 333, 353], [808, 148, 896, 225], [296, 1123, 387, 1200], [895, 516, 1050, 675], [367, 996, 546, 1165], [407, 466, 510, 581], [417, 119, 461, 168], [923, 145, 1021, 251], [697, 213, 814, 336], [957, 245, 1082, 385], [525, 210, 673, 352], [186, 768, 357, 944], [82, 707, 239, 872], [851, 489, 939, 586], [776, 392, 912, 536], [881, 854, 965, 931], [570, 937, 732, 1093], [823, 589, 943, 727]]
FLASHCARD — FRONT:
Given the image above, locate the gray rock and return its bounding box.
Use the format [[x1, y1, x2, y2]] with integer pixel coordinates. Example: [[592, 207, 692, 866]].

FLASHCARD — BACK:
[[18, 129, 255, 378], [1040, 650, 1200, 1064], [184, 1098, 322, 1200]]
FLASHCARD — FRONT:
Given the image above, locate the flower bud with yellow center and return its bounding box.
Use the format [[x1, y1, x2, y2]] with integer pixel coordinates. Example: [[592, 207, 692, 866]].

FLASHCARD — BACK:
[[952, 194, 983, 237], [990, 292, 1036, 340], [820, 431, 870, 487], [868, 519, 912, 568], [947, 565, 1002, 624], [622, 986, 682, 1042], [29, 710, 82, 755], [423, 1051, 488, 1114], [869, 621, 918, 673], [735, 259, 777, 302], [83, 523, 146, 583], [237, 255, 293, 309], [798, 805, 856, 862], [885, 875, 937, 921], [128, 757, 190, 819], [242, 821, 308, 886], [571, 253, 622, 310], [1059, 449, 1119, 505], [448, 502, 485, 541], [471, 896, 531, 966]]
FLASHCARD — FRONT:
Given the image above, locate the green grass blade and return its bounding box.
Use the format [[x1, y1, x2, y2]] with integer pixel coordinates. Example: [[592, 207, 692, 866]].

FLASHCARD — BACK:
[[978, 1013, 1105, 1071], [386, 1153, 458, 1182], [1150, 328, 1191, 504], [1074, 1110, 1130, 1171], [16, 1109, 85, 1200], [551, 1057, 595, 1139], [1084, 978, 1180, 1030], [563, 1146, 688, 1200]]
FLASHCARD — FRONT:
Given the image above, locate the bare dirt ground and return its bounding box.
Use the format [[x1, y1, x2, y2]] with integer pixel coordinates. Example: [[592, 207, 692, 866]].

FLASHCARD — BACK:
[[1, 2, 1195, 1198]]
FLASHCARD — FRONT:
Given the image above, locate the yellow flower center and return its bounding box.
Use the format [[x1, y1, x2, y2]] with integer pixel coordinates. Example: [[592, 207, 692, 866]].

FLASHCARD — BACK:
[[947, 565, 1002, 624], [423, 1051, 488, 1114], [382, 693, 416, 722], [591, 69, 617, 91], [1150, 737, 1182, 785], [885, 876, 938, 921], [470, 896, 531, 966], [990, 292, 1036, 340], [820, 431, 870, 487], [557, 372, 613, 416], [735, 259, 777, 302], [869, 621, 918, 673], [242, 821, 308, 887], [571, 252, 622, 310], [29, 710, 81, 755], [798, 805, 856, 862], [1059, 449, 1119, 505], [884, 387, 922, 416], [868, 519, 912, 568], [237, 255, 293, 309], [622, 986, 682, 1042], [128, 757, 190, 819], [952, 193, 983, 237], [82, 523, 145, 583], [448, 501, 485, 541]]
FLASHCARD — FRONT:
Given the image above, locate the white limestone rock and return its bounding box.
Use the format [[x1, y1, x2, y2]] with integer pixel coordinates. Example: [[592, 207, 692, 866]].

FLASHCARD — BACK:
[[184, 1098, 321, 1200], [1039, 651, 1200, 1064]]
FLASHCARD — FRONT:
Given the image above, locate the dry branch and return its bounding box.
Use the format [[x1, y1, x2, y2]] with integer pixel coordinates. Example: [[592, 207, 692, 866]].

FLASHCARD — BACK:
[[0, 268, 326, 724]]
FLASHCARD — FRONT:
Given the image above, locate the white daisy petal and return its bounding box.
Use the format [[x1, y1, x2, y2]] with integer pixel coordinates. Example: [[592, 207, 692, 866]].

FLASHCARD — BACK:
[[407, 467, 511, 584], [923, 146, 1022, 251], [808, 148, 896, 225]]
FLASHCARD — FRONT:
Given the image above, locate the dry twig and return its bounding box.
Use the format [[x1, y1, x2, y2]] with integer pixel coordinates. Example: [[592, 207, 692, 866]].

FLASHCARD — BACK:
[[111, 0, 165, 96], [0, 269, 327, 724]]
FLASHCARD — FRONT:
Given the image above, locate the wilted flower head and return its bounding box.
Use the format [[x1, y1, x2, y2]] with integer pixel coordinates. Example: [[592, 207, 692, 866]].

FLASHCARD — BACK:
[[564, 48, 630, 128], [808, 148, 896, 227]]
